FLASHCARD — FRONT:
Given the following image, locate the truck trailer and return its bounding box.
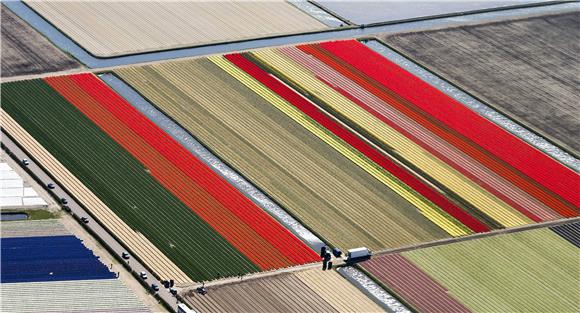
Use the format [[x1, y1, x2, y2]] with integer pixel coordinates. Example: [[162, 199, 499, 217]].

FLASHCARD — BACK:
[[346, 247, 371, 264]]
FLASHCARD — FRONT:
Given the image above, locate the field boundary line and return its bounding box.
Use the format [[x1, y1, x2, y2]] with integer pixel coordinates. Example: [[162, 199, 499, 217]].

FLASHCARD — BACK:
[[372, 217, 580, 257]]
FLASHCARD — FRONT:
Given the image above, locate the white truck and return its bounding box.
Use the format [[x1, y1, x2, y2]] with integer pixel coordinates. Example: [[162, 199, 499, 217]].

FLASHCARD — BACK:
[[177, 303, 196, 313], [346, 247, 371, 263]]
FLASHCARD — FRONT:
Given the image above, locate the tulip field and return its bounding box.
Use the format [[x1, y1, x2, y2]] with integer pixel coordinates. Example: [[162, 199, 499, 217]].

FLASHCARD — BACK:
[[362, 224, 579, 312], [3, 38, 577, 285], [114, 39, 578, 253], [317, 40, 578, 211], [3, 2, 578, 312], [1, 75, 319, 283], [116, 58, 453, 251], [247, 40, 578, 229]]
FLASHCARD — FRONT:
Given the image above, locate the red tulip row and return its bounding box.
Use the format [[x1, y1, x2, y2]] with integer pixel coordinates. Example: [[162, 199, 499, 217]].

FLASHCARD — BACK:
[[317, 40, 578, 216], [281, 43, 565, 222], [225, 53, 488, 233], [44, 74, 319, 271]]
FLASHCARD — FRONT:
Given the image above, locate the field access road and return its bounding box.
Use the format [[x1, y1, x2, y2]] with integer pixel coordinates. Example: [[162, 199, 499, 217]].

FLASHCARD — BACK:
[[372, 216, 580, 258], [1, 132, 179, 312], [178, 260, 326, 295]]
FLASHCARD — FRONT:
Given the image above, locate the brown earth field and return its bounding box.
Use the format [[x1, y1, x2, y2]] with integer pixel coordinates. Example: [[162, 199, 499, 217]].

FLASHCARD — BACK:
[[183, 268, 384, 313], [381, 11, 580, 155], [1, 6, 80, 78]]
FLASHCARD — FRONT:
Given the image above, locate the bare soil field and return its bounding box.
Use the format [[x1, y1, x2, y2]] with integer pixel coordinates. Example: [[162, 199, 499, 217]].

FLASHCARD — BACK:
[[382, 12, 580, 155], [184, 268, 384, 313], [1, 6, 79, 78]]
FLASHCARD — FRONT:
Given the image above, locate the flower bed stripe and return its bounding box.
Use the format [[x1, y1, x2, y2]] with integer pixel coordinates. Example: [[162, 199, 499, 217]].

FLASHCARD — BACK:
[[362, 254, 470, 313], [222, 53, 485, 234], [2, 79, 256, 281], [318, 40, 579, 209], [44, 75, 313, 271], [251, 48, 532, 228], [550, 222, 580, 248], [288, 44, 561, 222], [309, 42, 577, 218], [68, 73, 319, 266]]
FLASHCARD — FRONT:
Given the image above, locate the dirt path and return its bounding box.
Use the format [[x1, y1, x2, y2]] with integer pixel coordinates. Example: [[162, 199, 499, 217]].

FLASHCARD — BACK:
[[372, 217, 580, 257], [179, 261, 325, 293]]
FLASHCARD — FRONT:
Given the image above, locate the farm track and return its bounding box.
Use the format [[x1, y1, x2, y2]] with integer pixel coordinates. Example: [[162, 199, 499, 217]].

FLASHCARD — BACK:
[[252, 47, 533, 228], [1, 111, 190, 284], [371, 216, 579, 258], [116, 59, 450, 251]]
